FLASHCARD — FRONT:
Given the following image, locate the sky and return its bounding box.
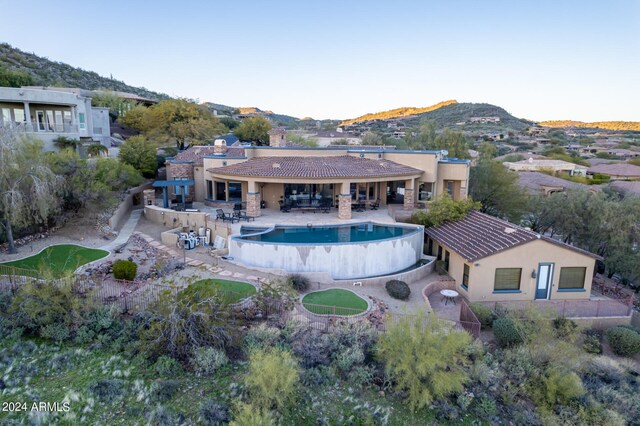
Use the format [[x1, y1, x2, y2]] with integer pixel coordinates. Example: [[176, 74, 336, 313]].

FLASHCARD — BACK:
[[1, 0, 639, 121]]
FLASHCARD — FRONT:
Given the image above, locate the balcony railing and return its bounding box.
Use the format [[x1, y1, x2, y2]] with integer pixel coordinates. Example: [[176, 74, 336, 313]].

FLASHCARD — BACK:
[[0, 121, 79, 133]]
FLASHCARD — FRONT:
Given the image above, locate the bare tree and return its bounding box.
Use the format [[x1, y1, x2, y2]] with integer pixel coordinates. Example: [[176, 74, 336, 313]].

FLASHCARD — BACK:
[[0, 127, 62, 253]]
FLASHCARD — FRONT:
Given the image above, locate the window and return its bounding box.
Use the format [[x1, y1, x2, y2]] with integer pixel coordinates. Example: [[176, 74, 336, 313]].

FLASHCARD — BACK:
[[494, 268, 522, 291], [558, 267, 586, 290], [427, 238, 433, 256], [206, 180, 213, 200], [462, 264, 470, 290], [444, 250, 450, 272], [79, 113, 86, 129], [437, 246, 442, 261], [418, 182, 433, 201]]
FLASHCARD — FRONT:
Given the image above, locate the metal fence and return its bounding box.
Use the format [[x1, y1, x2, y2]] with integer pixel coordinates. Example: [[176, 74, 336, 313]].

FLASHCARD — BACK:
[[480, 296, 633, 318]]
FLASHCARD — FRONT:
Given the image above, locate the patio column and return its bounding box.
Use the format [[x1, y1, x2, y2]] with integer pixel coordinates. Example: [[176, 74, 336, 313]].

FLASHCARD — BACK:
[[338, 181, 352, 220], [404, 178, 415, 210], [246, 180, 261, 217]]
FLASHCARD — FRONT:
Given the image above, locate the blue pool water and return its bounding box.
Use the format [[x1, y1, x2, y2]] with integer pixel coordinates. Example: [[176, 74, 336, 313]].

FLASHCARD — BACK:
[[239, 222, 418, 244]]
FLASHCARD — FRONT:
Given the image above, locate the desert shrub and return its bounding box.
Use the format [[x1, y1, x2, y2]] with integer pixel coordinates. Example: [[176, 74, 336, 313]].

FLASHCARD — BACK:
[[583, 334, 603, 354], [244, 323, 282, 352], [332, 321, 378, 355], [286, 274, 310, 292], [531, 368, 584, 408], [493, 317, 525, 348], [433, 400, 461, 422], [0, 315, 21, 340], [553, 317, 578, 338], [385, 280, 411, 300], [473, 396, 498, 420], [150, 379, 180, 402], [9, 281, 88, 335], [291, 330, 333, 368], [470, 303, 494, 329], [300, 365, 335, 387], [192, 347, 228, 376], [347, 365, 375, 388], [40, 322, 70, 344], [140, 291, 231, 362], [154, 356, 183, 376], [607, 326, 640, 357], [229, 402, 275, 426], [88, 378, 125, 400], [112, 260, 137, 281], [245, 347, 300, 410], [148, 404, 176, 426], [333, 346, 365, 376], [377, 312, 472, 411], [199, 399, 230, 426]]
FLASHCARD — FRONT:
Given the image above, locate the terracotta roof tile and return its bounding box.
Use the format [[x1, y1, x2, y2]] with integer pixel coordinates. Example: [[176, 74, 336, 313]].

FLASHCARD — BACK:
[[587, 163, 640, 177], [425, 210, 599, 261], [207, 155, 421, 179], [172, 146, 245, 164]]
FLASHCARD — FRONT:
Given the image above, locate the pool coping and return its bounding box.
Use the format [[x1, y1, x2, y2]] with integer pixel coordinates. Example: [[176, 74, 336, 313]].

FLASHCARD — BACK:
[[233, 221, 423, 246], [299, 287, 372, 318]]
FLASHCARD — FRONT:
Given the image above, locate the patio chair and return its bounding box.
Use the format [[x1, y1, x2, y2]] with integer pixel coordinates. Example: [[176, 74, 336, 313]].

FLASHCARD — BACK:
[[216, 209, 238, 223], [319, 198, 332, 213], [279, 200, 291, 212], [237, 211, 255, 222], [369, 199, 380, 210]]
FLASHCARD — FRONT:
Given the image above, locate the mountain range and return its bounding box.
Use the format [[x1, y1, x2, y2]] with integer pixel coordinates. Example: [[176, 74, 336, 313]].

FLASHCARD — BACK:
[[2, 43, 638, 132]]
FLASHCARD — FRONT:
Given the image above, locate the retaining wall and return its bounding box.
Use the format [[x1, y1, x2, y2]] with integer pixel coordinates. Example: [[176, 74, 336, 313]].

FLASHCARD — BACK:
[[108, 182, 152, 230]]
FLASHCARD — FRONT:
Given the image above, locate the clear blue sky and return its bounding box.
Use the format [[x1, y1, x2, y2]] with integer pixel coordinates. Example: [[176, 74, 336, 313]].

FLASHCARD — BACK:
[[1, 0, 638, 121]]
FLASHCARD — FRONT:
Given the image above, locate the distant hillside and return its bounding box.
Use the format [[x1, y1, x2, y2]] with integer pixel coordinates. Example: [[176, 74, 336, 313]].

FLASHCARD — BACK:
[[0, 43, 169, 101], [340, 100, 458, 126], [539, 120, 640, 132], [405, 103, 531, 131]]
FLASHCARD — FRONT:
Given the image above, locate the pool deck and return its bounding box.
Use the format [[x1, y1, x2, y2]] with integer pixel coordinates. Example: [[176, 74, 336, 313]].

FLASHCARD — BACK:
[[192, 203, 400, 235]]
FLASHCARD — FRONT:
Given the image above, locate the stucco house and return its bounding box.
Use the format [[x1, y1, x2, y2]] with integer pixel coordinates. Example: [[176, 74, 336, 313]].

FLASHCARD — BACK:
[[425, 211, 600, 302], [166, 129, 470, 219], [587, 163, 640, 181], [0, 86, 111, 150], [504, 158, 587, 176]]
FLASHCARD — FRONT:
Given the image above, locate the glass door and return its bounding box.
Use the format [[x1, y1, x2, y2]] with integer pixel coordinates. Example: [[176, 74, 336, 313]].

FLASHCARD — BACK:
[[535, 263, 554, 300], [36, 111, 45, 131]]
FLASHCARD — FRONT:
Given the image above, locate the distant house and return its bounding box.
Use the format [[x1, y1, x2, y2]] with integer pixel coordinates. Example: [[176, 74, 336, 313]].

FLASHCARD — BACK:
[[504, 158, 587, 176], [609, 181, 640, 198], [587, 163, 640, 181], [0, 86, 111, 150], [425, 211, 600, 303], [312, 131, 361, 147], [516, 172, 591, 196]]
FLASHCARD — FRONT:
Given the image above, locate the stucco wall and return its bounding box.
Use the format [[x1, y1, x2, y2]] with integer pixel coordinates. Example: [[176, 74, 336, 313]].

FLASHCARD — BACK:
[[230, 226, 424, 279], [108, 182, 152, 230], [431, 237, 595, 302], [144, 205, 211, 230]]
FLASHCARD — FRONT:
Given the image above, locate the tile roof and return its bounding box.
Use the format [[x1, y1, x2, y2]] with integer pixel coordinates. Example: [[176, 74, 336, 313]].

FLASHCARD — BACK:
[[207, 155, 422, 179], [172, 146, 245, 164], [425, 210, 599, 261], [587, 163, 640, 177], [609, 180, 640, 196], [517, 172, 589, 194]]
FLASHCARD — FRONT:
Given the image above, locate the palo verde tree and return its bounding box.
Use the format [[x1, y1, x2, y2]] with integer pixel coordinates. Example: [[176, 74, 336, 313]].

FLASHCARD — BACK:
[[118, 135, 158, 177], [411, 194, 480, 228], [0, 127, 62, 254]]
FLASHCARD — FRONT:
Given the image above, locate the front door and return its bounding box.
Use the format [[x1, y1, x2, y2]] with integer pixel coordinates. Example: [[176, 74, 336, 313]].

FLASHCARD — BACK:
[[535, 263, 554, 300]]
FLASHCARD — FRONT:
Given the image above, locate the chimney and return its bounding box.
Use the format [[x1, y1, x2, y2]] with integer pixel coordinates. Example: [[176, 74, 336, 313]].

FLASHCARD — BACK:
[[214, 138, 228, 154], [268, 127, 287, 148]]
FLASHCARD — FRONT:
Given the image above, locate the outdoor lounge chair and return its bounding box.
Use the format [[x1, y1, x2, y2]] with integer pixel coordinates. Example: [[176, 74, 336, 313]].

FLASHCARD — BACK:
[[216, 209, 238, 223], [236, 211, 255, 222]]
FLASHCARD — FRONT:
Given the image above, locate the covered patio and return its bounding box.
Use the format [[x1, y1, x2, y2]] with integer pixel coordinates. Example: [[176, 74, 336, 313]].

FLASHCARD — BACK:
[[205, 155, 426, 220]]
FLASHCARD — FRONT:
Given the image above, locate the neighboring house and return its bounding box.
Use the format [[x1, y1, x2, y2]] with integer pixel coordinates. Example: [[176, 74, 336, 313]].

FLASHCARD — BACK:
[[165, 143, 245, 201], [312, 130, 361, 147], [504, 158, 587, 176], [425, 211, 600, 303], [516, 171, 591, 196], [587, 163, 640, 181], [176, 129, 471, 219], [0, 86, 111, 150], [609, 181, 640, 198]]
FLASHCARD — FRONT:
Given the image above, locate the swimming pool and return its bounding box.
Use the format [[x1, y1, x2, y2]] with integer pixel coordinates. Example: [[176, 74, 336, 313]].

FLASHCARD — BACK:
[[230, 222, 424, 279]]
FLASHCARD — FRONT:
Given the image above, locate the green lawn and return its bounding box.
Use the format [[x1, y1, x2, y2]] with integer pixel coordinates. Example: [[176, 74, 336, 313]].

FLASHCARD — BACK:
[[1, 244, 109, 278], [302, 289, 368, 315], [180, 279, 257, 304]]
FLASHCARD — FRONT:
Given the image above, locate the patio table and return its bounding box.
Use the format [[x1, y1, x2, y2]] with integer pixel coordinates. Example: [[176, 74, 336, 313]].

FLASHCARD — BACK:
[[440, 289, 459, 305]]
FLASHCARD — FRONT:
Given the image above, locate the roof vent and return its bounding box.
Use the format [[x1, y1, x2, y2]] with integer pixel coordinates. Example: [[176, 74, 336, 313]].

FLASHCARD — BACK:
[[272, 163, 280, 168], [504, 227, 517, 234]]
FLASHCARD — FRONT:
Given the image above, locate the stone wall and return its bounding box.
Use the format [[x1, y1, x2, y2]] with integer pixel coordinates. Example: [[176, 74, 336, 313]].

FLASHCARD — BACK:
[[338, 194, 352, 220], [108, 182, 153, 230], [403, 188, 415, 210], [246, 192, 261, 217]]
